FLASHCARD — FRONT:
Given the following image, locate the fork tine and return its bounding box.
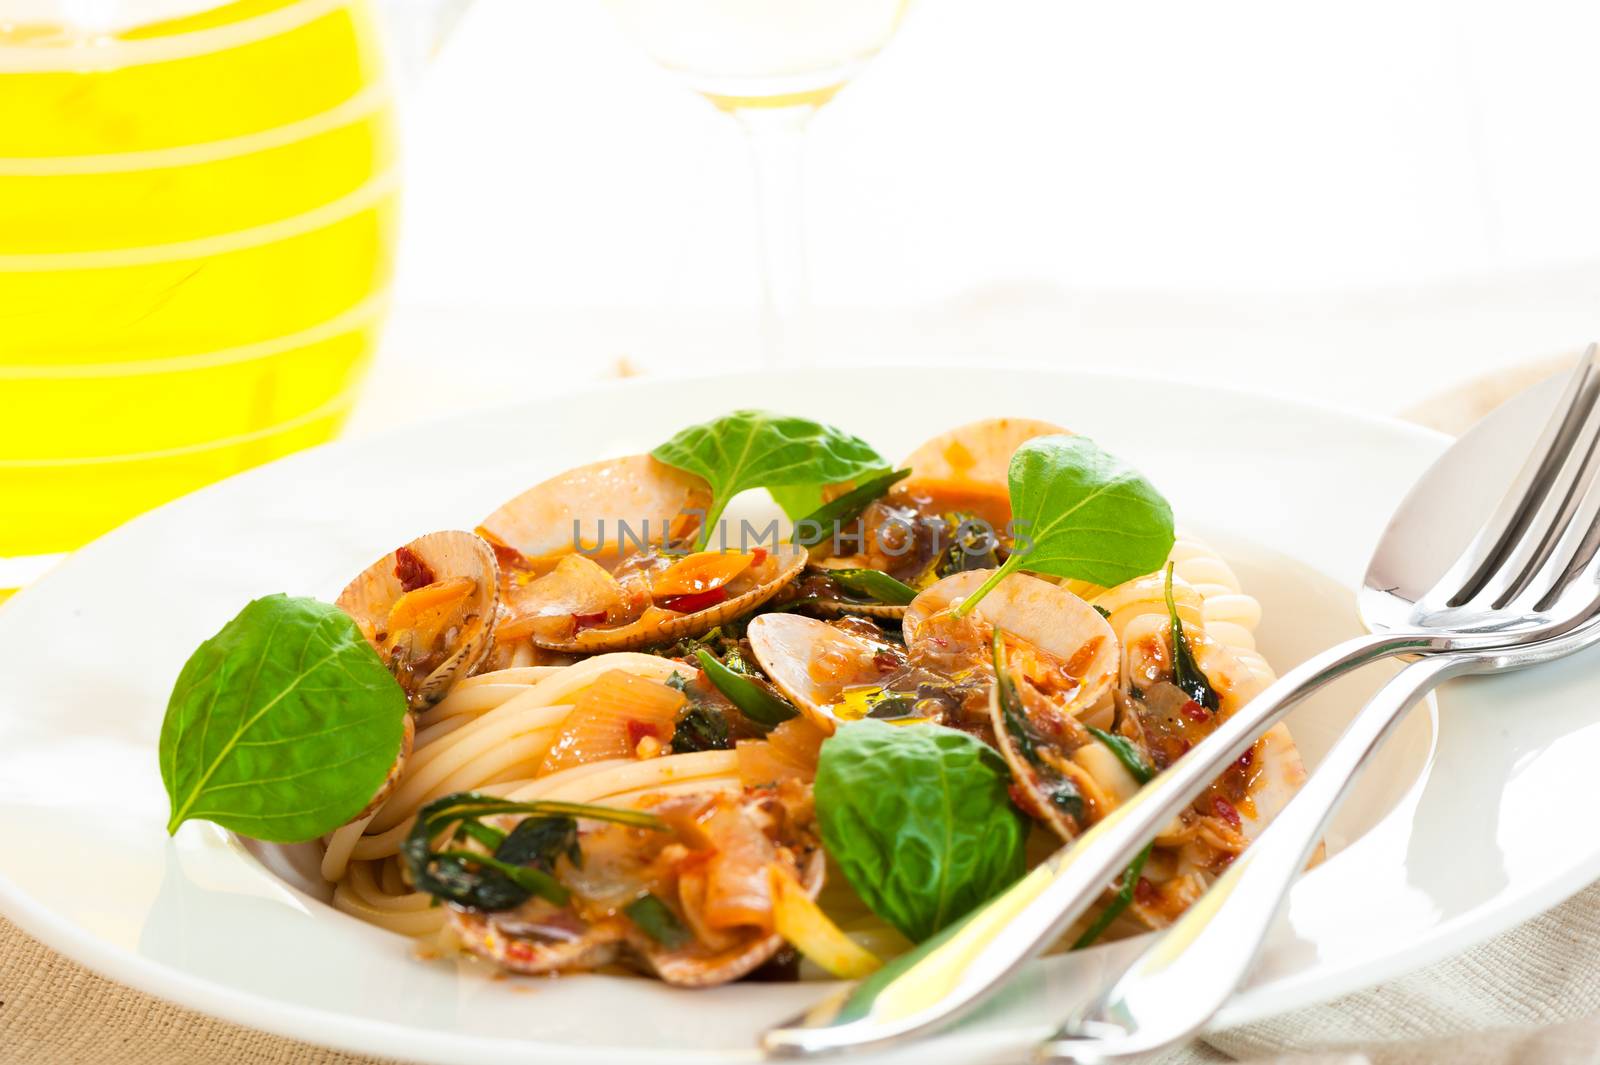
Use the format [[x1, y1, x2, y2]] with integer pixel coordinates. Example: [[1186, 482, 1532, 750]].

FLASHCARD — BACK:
[[1520, 409, 1600, 614], [1432, 344, 1600, 609], [1472, 369, 1600, 610]]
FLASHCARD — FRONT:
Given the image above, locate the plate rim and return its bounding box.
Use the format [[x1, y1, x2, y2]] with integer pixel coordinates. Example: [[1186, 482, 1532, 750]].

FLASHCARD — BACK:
[[10, 363, 1581, 1064]]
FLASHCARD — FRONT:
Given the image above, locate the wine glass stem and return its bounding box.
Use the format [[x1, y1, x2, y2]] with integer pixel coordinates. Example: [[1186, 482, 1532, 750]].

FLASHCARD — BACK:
[[733, 104, 814, 367]]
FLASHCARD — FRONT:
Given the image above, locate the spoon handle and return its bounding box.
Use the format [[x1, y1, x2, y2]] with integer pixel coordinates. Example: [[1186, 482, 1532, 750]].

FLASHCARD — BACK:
[[761, 630, 1419, 1058], [1035, 653, 1474, 1065]]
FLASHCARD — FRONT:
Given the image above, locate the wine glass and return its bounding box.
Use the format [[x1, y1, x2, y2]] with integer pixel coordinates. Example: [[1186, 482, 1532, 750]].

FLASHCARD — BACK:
[[598, 0, 913, 364]]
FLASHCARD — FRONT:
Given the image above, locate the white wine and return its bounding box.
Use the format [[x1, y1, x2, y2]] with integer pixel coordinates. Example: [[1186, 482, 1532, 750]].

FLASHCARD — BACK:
[[600, 0, 909, 110]]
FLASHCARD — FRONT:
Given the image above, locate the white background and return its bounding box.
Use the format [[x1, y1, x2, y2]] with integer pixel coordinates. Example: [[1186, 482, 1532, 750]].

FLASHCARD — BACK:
[[357, 0, 1600, 430]]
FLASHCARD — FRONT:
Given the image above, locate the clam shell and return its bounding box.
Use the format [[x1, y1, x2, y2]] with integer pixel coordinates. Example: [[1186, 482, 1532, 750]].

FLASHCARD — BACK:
[[336, 530, 500, 707], [806, 600, 909, 621], [480, 454, 711, 560], [746, 612, 888, 734], [533, 544, 807, 654], [451, 910, 627, 975], [635, 848, 826, 988], [903, 568, 1118, 713], [892, 417, 1069, 526]]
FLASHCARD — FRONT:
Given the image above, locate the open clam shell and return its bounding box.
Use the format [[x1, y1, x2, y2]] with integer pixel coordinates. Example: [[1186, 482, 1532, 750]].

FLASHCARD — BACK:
[[746, 612, 893, 734], [903, 569, 1118, 713], [336, 530, 499, 708], [534, 543, 808, 654], [479, 454, 711, 561]]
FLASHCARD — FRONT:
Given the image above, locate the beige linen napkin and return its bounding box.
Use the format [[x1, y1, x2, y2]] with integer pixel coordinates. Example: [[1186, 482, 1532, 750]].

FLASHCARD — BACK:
[[3, 359, 1596, 1065]]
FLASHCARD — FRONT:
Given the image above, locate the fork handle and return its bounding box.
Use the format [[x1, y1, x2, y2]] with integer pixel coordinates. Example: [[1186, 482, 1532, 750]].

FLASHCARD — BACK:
[[761, 630, 1427, 1057], [1036, 652, 1475, 1065]]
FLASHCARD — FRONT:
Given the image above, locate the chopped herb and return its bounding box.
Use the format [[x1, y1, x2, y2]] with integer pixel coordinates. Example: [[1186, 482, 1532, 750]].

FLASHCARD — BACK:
[[1086, 726, 1155, 785], [402, 792, 662, 913], [1164, 563, 1219, 711], [654, 623, 748, 662], [1093, 604, 1111, 619], [937, 511, 999, 577], [671, 704, 733, 752], [696, 648, 797, 727], [626, 893, 692, 948], [1072, 844, 1153, 950], [864, 691, 921, 719]]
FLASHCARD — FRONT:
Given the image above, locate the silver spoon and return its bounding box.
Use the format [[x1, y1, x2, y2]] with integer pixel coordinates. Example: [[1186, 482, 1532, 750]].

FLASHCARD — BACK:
[[761, 346, 1600, 1058], [1035, 355, 1600, 1062], [1038, 608, 1600, 1063]]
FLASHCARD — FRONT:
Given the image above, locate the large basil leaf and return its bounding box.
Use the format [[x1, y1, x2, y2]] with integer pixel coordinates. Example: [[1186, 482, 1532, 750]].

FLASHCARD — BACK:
[[650, 411, 887, 548], [815, 720, 1027, 943], [159, 595, 408, 843], [954, 435, 1174, 616]]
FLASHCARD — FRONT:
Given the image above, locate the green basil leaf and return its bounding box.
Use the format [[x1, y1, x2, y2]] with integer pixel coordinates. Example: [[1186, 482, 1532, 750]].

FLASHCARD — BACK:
[[1072, 844, 1153, 950], [823, 567, 918, 605], [1086, 727, 1155, 785], [159, 594, 408, 843], [695, 649, 797, 726], [650, 411, 888, 549], [815, 720, 1028, 943], [792, 467, 911, 547], [1165, 562, 1220, 710], [626, 893, 692, 948], [954, 435, 1173, 617]]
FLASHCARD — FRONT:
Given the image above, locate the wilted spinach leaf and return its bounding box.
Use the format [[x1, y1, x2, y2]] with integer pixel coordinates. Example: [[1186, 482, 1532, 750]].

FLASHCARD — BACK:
[[402, 792, 662, 912], [671, 704, 733, 752]]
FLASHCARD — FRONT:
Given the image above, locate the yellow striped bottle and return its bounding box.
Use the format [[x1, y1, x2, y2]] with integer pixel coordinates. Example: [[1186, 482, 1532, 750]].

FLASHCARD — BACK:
[[0, 0, 398, 572]]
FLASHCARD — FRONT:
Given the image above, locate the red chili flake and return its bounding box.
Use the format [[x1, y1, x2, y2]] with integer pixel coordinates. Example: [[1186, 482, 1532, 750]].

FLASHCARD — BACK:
[[1235, 747, 1255, 771], [1212, 796, 1242, 828], [572, 611, 608, 632], [661, 587, 729, 614], [1133, 877, 1157, 906], [1180, 699, 1210, 723], [393, 547, 436, 592], [626, 720, 661, 747], [751, 547, 768, 565], [872, 650, 900, 671]]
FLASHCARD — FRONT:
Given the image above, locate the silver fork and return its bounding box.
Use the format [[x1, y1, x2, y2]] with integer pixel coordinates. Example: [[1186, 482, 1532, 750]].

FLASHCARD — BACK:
[[762, 346, 1600, 1058], [1038, 354, 1600, 1062]]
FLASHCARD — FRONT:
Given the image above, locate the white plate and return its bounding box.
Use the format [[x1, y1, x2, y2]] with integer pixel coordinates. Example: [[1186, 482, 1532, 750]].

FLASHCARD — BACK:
[[2, 367, 1597, 1065]]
